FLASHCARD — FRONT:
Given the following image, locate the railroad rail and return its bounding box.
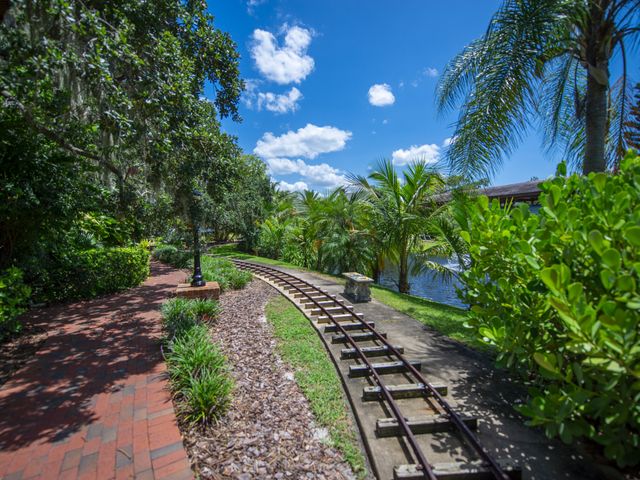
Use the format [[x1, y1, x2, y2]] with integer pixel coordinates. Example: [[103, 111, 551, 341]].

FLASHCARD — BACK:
[[233, 259, 521, 480]]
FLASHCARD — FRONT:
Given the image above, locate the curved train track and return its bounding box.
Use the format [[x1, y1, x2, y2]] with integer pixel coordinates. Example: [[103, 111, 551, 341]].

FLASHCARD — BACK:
[[233, 259, 522, 480]]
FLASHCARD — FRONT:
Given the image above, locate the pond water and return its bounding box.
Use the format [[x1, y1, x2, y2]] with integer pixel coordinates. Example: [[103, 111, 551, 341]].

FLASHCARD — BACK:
[[378, 255, 468, 309]]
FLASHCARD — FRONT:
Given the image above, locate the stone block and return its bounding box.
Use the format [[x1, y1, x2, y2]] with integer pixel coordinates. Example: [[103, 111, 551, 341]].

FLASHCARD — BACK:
[[175, 282, 220, 300], [342, 272, 373, 303]]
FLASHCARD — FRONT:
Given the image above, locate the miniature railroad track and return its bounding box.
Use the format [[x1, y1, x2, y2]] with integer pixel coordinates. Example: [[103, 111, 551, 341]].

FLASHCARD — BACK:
[[233, 259, 522, 480]]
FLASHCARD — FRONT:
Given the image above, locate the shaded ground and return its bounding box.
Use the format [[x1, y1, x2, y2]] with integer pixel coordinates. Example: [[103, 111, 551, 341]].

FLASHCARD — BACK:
[[183, 279, 356, 480], [0, 323, 48, 387], [0, 262, 193, 480]]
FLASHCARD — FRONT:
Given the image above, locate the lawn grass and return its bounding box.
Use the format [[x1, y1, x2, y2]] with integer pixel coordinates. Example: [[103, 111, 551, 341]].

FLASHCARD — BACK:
[[369, 286, 487, 351], [265, 296, 367, 477], [210, 245, 486, 351]]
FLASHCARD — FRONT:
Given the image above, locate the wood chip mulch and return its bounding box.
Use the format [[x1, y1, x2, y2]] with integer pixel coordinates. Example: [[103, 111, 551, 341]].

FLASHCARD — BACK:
[[182, 279, 357, 480]]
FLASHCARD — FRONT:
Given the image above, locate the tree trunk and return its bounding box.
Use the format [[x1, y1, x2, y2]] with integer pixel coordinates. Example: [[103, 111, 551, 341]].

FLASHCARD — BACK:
[[398, 244, 410, 293], [583, 3, 609, 175], [584, 64, 609, 174]]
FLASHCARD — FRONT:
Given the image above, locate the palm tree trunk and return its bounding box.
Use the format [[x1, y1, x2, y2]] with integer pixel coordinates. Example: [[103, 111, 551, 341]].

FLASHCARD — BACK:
[[583, 4, 609, 175], [584, 64, 609, 174], [398, 242, 410, 293]]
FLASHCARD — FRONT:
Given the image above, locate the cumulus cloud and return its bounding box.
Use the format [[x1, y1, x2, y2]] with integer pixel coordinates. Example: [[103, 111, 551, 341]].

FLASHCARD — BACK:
[[277, 180, 309, 192], [257, 87, 302, 114], [251, 25, 314, 84], [368, 83, 395, 107], [423, 67, 439, 77], [254, 123, 352, 159], [391, 143, 441, 166], [267, 158, 347, 188]]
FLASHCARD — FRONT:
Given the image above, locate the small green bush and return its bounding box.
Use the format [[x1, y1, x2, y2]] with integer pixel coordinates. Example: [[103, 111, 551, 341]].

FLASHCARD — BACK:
[[0, 267, 31, 340], [461, 151, 640, 467], [161, 297, 220, 338], [152, 244, 191, 268], [199, 256, 252, 291], [162, 300, 232, 425]]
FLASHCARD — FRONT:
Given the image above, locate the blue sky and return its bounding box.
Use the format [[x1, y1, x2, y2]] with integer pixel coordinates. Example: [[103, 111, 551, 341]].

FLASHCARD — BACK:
[[205, 0, 638, 192]]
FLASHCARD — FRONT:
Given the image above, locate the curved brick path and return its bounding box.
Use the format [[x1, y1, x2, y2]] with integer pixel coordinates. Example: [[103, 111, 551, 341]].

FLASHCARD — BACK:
[[0, 262, 193, 480]]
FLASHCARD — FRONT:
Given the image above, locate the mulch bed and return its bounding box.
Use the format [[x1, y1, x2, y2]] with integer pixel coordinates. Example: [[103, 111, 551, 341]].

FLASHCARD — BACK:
[[0, 322, 48, 387], [182, 279, 356, 480]]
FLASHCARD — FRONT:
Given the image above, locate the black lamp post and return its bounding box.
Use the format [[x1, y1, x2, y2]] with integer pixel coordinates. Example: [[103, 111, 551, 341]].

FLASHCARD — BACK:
[[191, 189, 206, 287]]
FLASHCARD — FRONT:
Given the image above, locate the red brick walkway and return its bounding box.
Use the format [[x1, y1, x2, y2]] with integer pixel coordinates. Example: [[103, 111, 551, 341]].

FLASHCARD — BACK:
[[0, 262, 193, 480]]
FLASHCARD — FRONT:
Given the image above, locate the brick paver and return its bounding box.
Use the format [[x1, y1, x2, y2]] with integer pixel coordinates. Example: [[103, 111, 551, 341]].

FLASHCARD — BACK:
[[0, 262, 193, 480]]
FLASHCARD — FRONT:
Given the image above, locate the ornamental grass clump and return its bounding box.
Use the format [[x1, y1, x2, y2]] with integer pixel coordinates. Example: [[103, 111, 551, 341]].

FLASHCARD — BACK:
[[161, 299, 231, 425], [199, 256, 252, 290], [460, 151, 640, 467], [161, 298, 220, 338]]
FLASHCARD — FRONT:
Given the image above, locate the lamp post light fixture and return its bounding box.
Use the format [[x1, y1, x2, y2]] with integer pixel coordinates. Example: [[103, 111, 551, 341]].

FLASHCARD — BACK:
[[191, 189, 206, 287]]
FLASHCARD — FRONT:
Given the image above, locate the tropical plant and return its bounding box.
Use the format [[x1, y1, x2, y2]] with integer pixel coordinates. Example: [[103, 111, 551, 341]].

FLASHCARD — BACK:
[[0, 267, 31, 340], [350, 159, 450, 293], [461, 151, 640, 466], [437, 0, 640, 178]]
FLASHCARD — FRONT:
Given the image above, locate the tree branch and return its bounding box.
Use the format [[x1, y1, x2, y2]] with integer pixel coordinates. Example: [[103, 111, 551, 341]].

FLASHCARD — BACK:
[[1, 90, 123, 179]]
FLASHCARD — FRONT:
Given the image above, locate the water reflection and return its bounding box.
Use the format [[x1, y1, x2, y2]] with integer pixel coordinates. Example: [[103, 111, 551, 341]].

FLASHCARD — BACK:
[[378, 255, 468, 308]]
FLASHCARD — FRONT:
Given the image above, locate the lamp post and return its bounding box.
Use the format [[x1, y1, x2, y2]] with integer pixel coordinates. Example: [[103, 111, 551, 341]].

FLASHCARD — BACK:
[[191, 189, 206, 287]]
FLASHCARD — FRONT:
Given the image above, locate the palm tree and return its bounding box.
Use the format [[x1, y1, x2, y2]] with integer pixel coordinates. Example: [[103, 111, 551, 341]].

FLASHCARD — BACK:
[[315, 188, 373, 274], [437, 0, 639, 178], [351, 159, 448, 293]]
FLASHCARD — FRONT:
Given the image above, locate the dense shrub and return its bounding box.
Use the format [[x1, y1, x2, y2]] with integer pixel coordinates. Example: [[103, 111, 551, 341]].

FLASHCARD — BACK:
[[31, 244, 150, 302], [461, 152, 640, 466], [199, 256, 252, 290], [161, 298, 220, 338], [75, 246, 150, 297], [161, 299, 232, 424], [0, 267, 31, 340], [152, 244, 192, 268]]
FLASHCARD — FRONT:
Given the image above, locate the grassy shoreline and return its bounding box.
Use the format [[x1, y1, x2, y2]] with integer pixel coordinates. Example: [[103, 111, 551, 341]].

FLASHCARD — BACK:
[[265, 296, 367, 477]]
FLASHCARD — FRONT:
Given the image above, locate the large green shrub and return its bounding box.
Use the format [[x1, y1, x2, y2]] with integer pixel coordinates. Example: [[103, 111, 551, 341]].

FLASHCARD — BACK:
[[32, 244, 150, 302], [0, 267, 31, 340], [461, 152, 640, 466]]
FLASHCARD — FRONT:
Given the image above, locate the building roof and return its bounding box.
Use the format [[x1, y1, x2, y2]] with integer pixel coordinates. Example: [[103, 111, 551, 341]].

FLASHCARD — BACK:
[[433, 179, 543, 204]]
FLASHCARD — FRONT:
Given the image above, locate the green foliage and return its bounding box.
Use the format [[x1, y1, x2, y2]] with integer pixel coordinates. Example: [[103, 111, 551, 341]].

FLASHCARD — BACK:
[[161, 297, 220, 339], [437, 0, 639, 177], [161, 298, 231, 425], [0, 267, 31, 340], [33, 244, 150, 303], [461, 151, 640, 466], [199, 256, 252, 291], [152, 244, 192, 269]]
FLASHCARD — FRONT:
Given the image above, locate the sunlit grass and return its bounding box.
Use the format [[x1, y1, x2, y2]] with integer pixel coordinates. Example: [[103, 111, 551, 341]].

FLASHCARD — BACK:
[[265, 296, 367, 477]]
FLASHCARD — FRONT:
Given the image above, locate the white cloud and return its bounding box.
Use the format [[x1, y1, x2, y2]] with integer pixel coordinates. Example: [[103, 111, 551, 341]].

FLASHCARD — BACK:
[[254, 123, 352, 159], [391, 143, 441, 166], [443, 137, 454, 147], [277, 180, 308, 192], [267, 158, 347, 189], [423, 67, 439, 77], [368, 83, 395, 107], [257, 87, 302, 114], [251, 25, 314, 84], [382, 119, 388, 125]]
